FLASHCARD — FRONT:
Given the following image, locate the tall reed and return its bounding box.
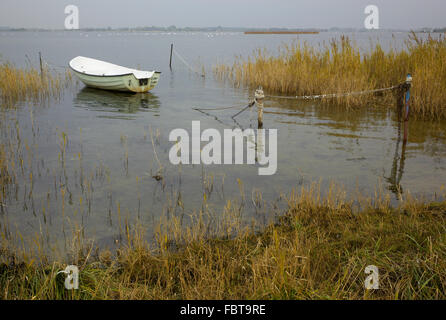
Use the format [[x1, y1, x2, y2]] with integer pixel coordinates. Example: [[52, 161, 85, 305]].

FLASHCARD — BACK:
[[0, 62, 69, 108], [214, 33, 446, 119]]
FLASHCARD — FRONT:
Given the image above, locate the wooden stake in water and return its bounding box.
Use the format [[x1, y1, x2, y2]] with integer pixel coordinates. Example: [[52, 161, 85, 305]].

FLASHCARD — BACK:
[[169, 44, 173, 70], [403, 73, 412, 142], [39, 52, 43, 79], [255, 87, 265, 128]]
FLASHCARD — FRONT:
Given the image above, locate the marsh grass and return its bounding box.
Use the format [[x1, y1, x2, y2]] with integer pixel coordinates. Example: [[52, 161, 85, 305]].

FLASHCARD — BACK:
[[0, 62, 71, 108], [214, 33, 446, 119], [1, 183, 446, 300]]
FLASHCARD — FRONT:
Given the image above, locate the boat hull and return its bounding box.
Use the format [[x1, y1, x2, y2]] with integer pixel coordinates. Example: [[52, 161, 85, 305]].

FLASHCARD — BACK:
[[72, 70, 160, 93]]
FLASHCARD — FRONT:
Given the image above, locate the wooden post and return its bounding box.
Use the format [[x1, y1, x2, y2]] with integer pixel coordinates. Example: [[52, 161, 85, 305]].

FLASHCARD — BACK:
[[257, 102, 264, 128], [255, 87, 265, 128], [169, 44, 173, 70], [39, 52, 44, 79], [403, 73, 412, 142]]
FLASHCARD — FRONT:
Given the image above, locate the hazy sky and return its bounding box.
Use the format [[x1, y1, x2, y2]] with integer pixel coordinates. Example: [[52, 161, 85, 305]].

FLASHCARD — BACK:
[[0, 0, 444, 29]]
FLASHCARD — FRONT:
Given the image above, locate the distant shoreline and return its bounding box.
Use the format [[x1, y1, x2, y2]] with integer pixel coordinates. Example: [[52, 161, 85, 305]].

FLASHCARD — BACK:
[[0, 26, 445, 33], [244, 31, 320, 35]]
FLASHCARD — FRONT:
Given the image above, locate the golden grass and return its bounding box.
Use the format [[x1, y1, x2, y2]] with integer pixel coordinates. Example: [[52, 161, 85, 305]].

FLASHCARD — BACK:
[[1, 183, 446, 300], [0, 62, 71, 108], [214, 33, 446, 119]]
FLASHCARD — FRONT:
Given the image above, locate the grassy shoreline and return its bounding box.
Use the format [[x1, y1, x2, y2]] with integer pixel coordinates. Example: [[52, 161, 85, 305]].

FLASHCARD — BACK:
[[1, 186, 445, 300]]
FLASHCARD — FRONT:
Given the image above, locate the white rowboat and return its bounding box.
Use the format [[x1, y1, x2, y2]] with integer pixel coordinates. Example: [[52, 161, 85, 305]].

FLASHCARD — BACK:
[[69, 56, 161, 93]]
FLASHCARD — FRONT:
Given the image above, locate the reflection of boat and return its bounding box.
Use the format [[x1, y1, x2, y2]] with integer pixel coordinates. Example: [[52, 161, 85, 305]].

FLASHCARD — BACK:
[[74, 87, 160, 115], [69, 56, 161, 93]]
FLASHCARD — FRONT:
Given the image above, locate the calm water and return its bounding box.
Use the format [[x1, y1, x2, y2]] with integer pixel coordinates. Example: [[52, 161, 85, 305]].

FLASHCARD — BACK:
[[1, 31, 445, 249]]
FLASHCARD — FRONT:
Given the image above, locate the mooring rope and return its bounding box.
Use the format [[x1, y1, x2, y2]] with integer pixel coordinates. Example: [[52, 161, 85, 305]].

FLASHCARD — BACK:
[[173, 49, 205, 77], [192, 104, 247, 111], [43, 60, 69, 70], [265, 83, 403, 100], [193, 100, 256, 116], [192, 81, 403, 116], [191, 81, 407, 129], [192, 100, 256, 130], [231, 100, 256, 119]]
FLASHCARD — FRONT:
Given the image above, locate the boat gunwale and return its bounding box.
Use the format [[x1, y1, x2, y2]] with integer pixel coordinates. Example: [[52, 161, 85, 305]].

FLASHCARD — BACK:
[[68, 65, 161, 79]]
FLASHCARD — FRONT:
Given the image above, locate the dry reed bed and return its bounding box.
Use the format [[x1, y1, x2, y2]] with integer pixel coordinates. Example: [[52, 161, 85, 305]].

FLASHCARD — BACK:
[[0, 62, 72, 108], [214, 33, 446, 119], [1, 183, 445, 300]]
